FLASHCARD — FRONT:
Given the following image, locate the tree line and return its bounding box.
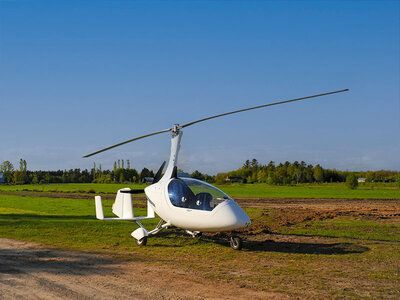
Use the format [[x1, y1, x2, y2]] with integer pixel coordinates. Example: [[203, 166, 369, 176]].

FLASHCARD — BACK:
[[211, 159, 399, 185], [0, 159, 154, 185], [0, 158, 399, 186]]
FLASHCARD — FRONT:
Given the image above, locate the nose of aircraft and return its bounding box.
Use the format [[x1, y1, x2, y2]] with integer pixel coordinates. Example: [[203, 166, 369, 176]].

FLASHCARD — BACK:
[[214, 200, 251, 231]]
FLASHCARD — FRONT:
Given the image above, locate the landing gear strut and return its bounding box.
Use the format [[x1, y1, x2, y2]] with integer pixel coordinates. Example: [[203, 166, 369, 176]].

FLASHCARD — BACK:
[[133, 219, 170, 247], [230, 235, 242, 250], [186, 230, 202, 238]]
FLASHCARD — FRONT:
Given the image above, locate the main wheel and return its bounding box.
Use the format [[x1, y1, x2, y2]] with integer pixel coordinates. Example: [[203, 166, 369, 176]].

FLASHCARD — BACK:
[[230, 236, 242, 250], [136, 237, 147, 246]]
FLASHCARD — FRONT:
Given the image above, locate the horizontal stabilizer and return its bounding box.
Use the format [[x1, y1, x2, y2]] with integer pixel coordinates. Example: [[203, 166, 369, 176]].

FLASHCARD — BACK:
[[97, 216, 155, 221], [120, 189, 145, 194]]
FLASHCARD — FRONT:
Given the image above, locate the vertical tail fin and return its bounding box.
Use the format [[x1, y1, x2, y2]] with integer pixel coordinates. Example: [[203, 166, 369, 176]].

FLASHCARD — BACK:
[[112, 188, 134, 219], [95, 196, 104, 220]]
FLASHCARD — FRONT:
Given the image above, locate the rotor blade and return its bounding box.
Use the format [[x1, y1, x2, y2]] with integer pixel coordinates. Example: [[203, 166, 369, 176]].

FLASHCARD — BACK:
[[180, 89, 349, 129], [120, 189, 145, 194], [83, 128, 171, 158]]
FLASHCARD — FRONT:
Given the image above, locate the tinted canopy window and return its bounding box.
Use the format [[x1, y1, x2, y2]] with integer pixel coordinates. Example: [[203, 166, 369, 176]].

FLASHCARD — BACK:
[[168, 178, 230, 211]]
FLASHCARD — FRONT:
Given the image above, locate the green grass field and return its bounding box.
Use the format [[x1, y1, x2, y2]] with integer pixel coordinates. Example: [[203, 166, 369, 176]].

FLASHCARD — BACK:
[[0, 182, 399, 199], [0, 193, 399, 298], [280, 217, 400, 242]]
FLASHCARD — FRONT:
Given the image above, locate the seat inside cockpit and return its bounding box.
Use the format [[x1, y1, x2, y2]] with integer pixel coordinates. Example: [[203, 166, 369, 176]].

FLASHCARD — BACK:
[[167, 178, 230, 211]]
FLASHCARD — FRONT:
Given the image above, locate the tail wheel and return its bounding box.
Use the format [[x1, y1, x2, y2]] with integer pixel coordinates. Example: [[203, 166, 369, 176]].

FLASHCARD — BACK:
[[136, 237, 147, 246], [230, 236, 242, 250]]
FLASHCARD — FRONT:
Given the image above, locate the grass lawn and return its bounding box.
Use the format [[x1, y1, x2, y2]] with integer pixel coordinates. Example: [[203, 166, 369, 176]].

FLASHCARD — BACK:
[[279, 217, 400, 242], [0, 193, 399, 298], [0, 182, 399, 199]]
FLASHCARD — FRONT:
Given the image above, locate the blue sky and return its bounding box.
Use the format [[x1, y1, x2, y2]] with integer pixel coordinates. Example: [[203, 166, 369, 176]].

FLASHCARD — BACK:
[[1, 0, 399, 173]]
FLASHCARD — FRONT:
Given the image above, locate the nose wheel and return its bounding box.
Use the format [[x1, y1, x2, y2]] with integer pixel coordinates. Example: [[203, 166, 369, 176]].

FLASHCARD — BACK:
[[135, 237, 147, 246], [229, 235, 243, 250]]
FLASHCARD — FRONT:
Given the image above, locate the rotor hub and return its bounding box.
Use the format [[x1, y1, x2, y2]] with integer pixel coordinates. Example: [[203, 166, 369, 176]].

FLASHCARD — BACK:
[[171, 124, 181, 136]]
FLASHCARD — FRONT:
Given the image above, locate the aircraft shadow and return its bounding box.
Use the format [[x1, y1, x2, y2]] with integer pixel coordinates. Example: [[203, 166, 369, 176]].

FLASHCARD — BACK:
[[241, 239, 369, 254], [135, 229, 369, 254], [203, 234, 370, 255]]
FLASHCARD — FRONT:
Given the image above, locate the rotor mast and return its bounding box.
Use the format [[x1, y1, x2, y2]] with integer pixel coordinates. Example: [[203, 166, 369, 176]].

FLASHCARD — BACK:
[[161, 124, 183, 181]]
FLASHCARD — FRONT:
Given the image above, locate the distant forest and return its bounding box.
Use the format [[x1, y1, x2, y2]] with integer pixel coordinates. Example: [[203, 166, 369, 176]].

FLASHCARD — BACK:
[[0, 158, 399, 185]]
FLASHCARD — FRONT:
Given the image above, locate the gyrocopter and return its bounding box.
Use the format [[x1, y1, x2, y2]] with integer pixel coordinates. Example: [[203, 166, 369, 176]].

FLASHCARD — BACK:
[[84, 89, 348, 250]]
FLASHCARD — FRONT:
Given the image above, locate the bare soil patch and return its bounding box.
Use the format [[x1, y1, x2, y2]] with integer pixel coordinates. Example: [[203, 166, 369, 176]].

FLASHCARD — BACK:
[[0, 238, 283, 299]]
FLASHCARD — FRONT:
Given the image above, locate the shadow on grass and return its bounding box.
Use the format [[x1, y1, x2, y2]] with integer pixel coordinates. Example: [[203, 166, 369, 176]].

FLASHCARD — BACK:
[[0, 214, 96, 221], [130, 229, 370, 254], [150, 244, 184, 248], [243, 239, 369, 254], [202, 234, 370, 254], [114, 228, 369, 254], [0, 246, 117, 275]]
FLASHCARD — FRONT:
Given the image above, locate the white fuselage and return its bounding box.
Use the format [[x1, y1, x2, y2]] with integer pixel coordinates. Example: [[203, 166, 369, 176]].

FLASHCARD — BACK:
[[145, 179, 251, 232], [143, 129, 251, 232]]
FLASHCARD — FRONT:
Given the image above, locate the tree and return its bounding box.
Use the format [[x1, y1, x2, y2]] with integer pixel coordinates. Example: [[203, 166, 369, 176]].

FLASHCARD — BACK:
[[396, 173, 400, 188], [313, 164, 324, 183], [243, 160, 250, 168], [191, 170, 205, 181], [32, 174, 39, 184], [13, 170, 23, 184], [104, 174, 112, 183], [214, 173, 226, 184], [251, 158, 259, 169], [266, 172, 276, 185], [346, 174, 358, 189], [119, 172, 125, 183], [19, 158, 27, 181], [267, 161, 275, 172], [295, 171, 302, 184], [93, 162, 96, 180], [365, 171, 374, 182], [304, 166, 314, 183], [0, 161, 14, 183], [140, 168, 152, 182], [45, 172, 51, 183], [257, 170, 267, 183]]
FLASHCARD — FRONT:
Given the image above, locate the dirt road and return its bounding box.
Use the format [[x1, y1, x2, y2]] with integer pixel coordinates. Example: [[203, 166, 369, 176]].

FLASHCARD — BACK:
[[0, 238, 283, 300]]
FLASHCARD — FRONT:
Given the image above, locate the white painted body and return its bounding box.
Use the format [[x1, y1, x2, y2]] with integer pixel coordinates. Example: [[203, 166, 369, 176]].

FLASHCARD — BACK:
[[144, 178, 250, 232], [94, 128, 251, 241]]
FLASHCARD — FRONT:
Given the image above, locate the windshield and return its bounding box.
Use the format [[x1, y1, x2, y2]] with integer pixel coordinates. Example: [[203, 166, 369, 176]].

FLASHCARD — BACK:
[[168, 178, 231, 211]]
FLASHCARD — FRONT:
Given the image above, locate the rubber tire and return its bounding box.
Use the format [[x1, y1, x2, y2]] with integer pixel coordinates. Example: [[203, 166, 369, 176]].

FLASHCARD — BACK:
[[194, 232, 202, 238], [230, 236, 242, 250], [136, 237, 147, 246]]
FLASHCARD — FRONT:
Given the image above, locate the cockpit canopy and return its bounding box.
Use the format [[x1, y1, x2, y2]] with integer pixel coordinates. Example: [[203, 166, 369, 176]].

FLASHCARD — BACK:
[[168, 178, 231, 211]]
